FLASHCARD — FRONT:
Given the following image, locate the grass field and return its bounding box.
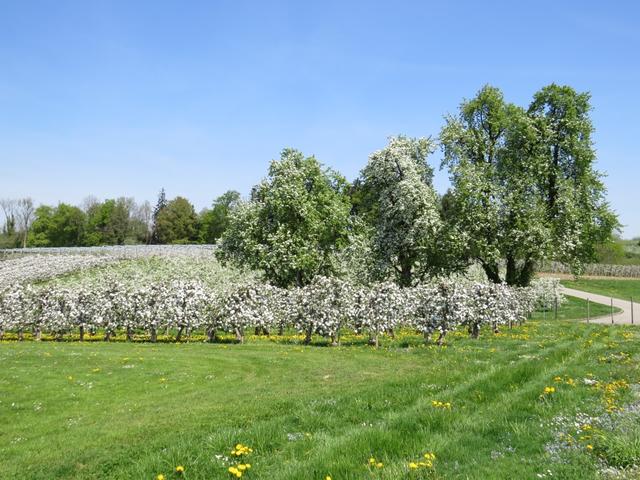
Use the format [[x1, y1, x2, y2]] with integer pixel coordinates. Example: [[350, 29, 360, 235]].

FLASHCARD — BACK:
[[561, 279, 640, 301], [1, 321, 638, 479], [530, 295, 618, 321]]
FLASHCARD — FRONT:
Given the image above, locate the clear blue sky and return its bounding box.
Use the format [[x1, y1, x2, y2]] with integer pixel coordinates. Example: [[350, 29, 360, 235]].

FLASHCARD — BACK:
[[1, 1, 638, 237]]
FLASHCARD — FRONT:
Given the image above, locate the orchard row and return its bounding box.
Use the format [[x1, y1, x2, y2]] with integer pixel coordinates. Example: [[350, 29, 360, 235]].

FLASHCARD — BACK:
[[0, 277, 563, 346]]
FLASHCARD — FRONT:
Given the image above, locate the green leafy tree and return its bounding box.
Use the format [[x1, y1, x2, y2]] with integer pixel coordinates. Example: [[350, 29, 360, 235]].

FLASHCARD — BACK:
[[528, 84, 619, 273], [84, 198, 132, 245], [218, 148, 352, 287], [29, 204, 86, 247], [199, 190, 241, 243], [441, 84, 618, 286], [154, 196, 198, 244]]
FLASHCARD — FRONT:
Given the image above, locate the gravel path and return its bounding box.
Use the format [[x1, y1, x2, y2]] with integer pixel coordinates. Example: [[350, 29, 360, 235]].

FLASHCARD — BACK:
[[562, 287, 639, 325]]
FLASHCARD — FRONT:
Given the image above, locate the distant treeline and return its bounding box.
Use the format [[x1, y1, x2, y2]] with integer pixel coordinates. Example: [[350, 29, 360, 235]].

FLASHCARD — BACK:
[[0, 189, 239, 248]]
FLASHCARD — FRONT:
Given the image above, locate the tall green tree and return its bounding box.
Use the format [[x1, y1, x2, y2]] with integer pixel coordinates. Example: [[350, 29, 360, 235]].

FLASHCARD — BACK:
[[29, 204, 86, 247], [440, 84, 617, 286], [199, 190, 241, 243], [151, 188, 168, 244], [528, 84, 618, 273], [217, 149, 352, 287], [154, 196, 198, 244], [84, 198, 132, 245]]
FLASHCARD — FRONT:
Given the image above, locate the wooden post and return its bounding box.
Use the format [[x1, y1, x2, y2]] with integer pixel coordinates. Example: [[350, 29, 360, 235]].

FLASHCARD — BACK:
[[554, 296, 558, 320], [587, 298, 590, 324], [631, 297, 634, 325], [611, 298, 614, 324]]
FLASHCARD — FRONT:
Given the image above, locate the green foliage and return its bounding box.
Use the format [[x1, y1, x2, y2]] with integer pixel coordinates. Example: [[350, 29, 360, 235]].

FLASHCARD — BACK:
[[440, 84, 618, 286], [596, 239, 626, 264], [154, 196, 199, 244], [84, 198, 133, 246], [441, 86, 549, 286], [29, 204, 86, 247], [598, 238, 640, 266], [198, 190, 241, 243], [218, 149, 352, 287], [528, 84, 620, 271], [151, 188, 168, 244]]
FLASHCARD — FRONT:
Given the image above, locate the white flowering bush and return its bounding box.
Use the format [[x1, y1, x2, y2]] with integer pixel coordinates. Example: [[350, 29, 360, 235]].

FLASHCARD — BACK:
[[0, 264, 563, 345], [289, 276, 356, 345], [357, 282, 409, 346], [529, 278, 565, 311]]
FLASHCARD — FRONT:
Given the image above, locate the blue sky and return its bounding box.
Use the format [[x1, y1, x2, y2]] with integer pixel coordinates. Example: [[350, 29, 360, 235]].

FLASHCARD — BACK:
[[0, 1, 638, 237]]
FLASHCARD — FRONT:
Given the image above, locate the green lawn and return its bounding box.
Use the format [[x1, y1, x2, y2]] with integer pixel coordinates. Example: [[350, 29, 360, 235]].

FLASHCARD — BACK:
[[561, 279, 640, 301], [530, 295, 618, 321], [1, 322, 638, 479]]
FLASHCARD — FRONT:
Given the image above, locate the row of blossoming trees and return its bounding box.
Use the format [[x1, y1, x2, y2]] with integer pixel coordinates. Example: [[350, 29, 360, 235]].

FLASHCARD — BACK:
[[0, 276, 562, 346]]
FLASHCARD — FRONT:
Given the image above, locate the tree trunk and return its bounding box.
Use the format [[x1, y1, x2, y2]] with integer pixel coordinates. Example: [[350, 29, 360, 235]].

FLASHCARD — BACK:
[[506, 255, 536, 287], [79, 325, 85, 342], [18, 329, 24, 341], [470, 323, 480, 339], [175, 326, 184, 342], [398, 254, 412, 287], [254, 326, 270, 336], [235, 328, 244, 344], [126, 326, 133, 342], [150, 327, 157, 343], [207, 328, 216, 343], [481, 261, 501, 284], [518, 258, 536, 287], [505, 255, 517, 286], [330, 333, 339, 347], [436, 330, 447, 346], [104, 331, 111, 342], [34, 328, 42, 341], [303, 327, 312, 345], [423, 330, 431, 344]]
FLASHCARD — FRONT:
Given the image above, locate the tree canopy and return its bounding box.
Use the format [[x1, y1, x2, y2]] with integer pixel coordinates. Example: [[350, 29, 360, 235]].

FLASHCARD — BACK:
[[217, 149, 352, 287], [154, 197, 199, 244], [357, 136, 448, 287], [199, 190, 241, 244], [440, 84, 618, 285]]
